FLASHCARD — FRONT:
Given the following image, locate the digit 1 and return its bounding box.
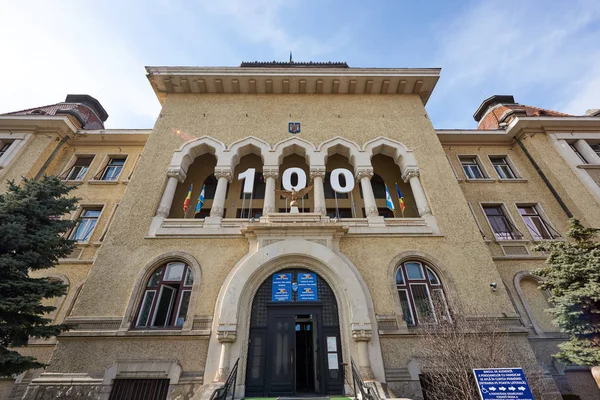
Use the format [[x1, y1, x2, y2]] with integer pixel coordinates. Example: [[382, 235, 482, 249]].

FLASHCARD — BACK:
[[282, 167, 307, 191], [238, 168, 256, 194], [330, 168, 355, 193]]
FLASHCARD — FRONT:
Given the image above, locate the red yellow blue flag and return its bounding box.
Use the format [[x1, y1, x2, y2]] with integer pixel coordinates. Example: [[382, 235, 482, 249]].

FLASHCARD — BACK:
[[183, 184, 193, 214], [395, 183, 406, 217]]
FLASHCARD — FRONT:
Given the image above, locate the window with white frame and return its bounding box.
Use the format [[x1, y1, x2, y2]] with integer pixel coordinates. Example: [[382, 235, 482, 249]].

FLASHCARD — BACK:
[[0, 141, 13, 159], [517, 205, 557, 240], [100, 156, 127, 181], [64, 156, 94, 181], [135, 262, 194, 328], [396, 261, 449, 326], [482, 205, 522, 240], [459, 156, 485, 179], [70, 207, 102, 242], [569, 143, 588, 164], [490, 156, 517, 179]]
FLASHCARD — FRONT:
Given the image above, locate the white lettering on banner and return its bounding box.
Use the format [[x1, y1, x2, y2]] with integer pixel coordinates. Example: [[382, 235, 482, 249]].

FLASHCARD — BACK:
[[238, 168, 255, 194], [330, 168, 355, 193], [282, 167, 307, 191]]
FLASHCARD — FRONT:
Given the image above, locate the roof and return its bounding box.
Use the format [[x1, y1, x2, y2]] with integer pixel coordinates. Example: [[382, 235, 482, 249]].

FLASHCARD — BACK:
[[241, 61, 349, 68], [2, 94, 108, 129], [145, 65, 441, 105]]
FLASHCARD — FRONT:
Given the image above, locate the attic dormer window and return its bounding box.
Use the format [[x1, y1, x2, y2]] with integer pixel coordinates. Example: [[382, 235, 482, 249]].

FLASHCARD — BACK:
[[30, 110, 47, 115]]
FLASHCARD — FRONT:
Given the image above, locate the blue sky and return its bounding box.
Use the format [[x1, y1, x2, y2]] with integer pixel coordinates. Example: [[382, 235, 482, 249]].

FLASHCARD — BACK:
[[2, 0, 600, 129]]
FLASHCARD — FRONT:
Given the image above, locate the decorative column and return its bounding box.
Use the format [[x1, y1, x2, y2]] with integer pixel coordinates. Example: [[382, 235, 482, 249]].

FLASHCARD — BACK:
[[402, 167, 431, 217], [215, 328, 237, 382], [574, 139, 600, 164], [156, 167, 186, 217], [352, 324, 374, 380], [356, 168, 379, 218], [210, 168, 232, 218], [262, 169, 279, 215], [310, 168, 326, 215]]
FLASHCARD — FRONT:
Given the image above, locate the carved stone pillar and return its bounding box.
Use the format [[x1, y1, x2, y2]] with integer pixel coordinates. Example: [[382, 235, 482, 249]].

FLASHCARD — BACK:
[[262, 169, 279, 215], [156, 167, 186, 217], [215, 328, 237, 382], [574, 139, 600, 164], [210, 168, 232, 218], [310, 168, 326, 215], [352, 324, 374, 380], [402, 167, 431, 217], [356, 168, 378, 218]]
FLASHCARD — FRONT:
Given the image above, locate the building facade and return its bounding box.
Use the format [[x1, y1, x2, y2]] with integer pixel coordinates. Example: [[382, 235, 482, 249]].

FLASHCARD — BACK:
[[0, 64, 599, 400]]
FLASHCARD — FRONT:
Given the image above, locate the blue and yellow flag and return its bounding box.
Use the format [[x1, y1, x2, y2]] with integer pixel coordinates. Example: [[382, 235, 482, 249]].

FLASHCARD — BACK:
[[385, 184, 395, 212], [194, 185, 206, 216], [395, 183, 406, 217]]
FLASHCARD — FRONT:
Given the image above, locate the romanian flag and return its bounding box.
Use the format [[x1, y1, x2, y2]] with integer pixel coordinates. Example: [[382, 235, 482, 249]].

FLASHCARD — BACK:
[[183, 184, 193, 214], [395, 183, 406, 217], [385, 184, 395, 212], [194, 185, 205, 216]]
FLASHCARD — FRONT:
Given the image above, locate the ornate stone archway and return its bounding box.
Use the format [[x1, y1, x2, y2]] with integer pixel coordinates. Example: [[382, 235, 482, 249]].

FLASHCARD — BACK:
[[204, 238, 385, 397]]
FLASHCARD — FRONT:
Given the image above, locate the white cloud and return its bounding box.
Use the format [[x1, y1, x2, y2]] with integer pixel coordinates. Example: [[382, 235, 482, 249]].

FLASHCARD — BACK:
[[429, 0, 600, 127], [0, 1, 162, 128]]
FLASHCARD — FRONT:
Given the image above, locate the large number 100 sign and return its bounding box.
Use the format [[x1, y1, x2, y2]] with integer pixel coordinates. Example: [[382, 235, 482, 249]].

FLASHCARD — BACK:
[[238, 168, 355, 194]]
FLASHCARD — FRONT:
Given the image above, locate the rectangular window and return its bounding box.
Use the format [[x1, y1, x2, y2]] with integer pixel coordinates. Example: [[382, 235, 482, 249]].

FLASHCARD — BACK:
[[109, 379, 169, 400], [569, 143, 588, 164], [490, 156, 517, 179], [236, 208, 262, 219], [410, 283, 436, 323], [518, 205, 555, 240], [101, 157, 126, 181], [459, 156, 485, 179], [65, 156, 94, 181], [70, 207, 102, 242], [327, 208, 353, 219], [136, 291, 156, 327], [0, 141, 12, 159], [483, 205, 521, 240]]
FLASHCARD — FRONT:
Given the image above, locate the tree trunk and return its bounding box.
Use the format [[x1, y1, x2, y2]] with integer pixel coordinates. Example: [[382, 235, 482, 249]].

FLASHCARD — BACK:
[[592, 366, 600, 390]]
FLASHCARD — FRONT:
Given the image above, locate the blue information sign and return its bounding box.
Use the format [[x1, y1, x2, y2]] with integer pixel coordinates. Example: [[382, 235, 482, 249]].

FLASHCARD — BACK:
[[272, 273, 292, 302], [473, 368, 534, 400], [297, 272, 318, 301]]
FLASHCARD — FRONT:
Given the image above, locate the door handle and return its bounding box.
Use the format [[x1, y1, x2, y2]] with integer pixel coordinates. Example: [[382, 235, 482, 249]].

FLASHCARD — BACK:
[[290, 349, 294, 365]]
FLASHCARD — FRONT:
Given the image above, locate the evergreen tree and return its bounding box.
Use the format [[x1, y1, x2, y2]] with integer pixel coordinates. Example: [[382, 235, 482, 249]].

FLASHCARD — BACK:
[[533, 218, 600, 367], [0, 176, 79, 376]]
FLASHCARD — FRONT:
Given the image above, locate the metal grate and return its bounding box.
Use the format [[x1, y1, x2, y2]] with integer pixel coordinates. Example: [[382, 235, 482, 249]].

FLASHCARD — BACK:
[[250, 269, 339, 327], [108, 379, 169, 400]]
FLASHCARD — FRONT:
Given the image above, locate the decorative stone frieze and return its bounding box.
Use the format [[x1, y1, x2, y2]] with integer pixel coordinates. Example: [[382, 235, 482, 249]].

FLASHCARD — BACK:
[[355, 168, 374, 181], [309, 168, 326, 179], [262, 169, 279, 180], [351, 325, 373, 342], [401, 166, 420, 183], [214, 169, 232, 182], [167, 166, 187, 183]]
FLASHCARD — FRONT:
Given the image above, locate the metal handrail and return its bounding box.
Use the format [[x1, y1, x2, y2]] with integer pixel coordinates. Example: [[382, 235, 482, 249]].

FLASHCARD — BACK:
[[210, 359, 239, 400], [351, 358, 376, 400]]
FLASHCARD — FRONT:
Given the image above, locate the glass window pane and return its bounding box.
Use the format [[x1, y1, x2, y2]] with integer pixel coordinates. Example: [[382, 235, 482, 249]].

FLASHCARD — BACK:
[[398, 290, 414, 325], [405, 262, 425, 279], [431, 289, 449, 322], [136, 291, 155, 327], [176, 291, 191, 327], [426, 267, 440, 285], [395, 269, 405, 285], [148, 268, 163, 287], [411, 283, 435, 323], [82, 209, 101, 217], [152, 286, 176, 327], [184, 268, 194, 286], [164, 263, 185, 281]]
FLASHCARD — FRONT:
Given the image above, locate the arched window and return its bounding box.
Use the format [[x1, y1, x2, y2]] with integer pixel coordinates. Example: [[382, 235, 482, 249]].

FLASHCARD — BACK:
[[396, 261, 449, 325], [134, 262, 194, 328]]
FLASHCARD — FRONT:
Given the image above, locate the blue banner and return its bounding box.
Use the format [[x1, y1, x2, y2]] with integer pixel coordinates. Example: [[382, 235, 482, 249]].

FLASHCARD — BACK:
[[473, 368, 534, 400], [271, 273, 292, 302], [297, 272, 318, 301]]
